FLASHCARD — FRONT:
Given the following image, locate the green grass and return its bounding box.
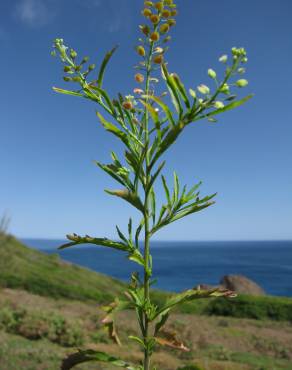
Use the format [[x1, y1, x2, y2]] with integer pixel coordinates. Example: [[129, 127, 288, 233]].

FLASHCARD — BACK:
[[0, 235, 124, 303], [1, 235, 292, 323]]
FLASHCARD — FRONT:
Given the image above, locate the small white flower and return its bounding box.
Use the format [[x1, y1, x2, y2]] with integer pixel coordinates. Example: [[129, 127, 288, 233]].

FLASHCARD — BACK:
[[214, 101, 224, 109]]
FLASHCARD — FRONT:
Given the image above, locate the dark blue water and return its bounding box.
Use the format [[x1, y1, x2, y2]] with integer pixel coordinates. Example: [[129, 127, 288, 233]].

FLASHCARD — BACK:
[[22, 239, 292, 297]]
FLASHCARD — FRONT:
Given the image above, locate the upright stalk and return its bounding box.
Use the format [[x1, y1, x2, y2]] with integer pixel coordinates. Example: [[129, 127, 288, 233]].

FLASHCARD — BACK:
[[143, 39, 155, 370]]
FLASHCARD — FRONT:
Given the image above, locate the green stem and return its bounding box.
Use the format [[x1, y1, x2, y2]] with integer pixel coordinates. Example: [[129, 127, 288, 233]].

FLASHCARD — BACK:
[[143, 37, 155, 370]]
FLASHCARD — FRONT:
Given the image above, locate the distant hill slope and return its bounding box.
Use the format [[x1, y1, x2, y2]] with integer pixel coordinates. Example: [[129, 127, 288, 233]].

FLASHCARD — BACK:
[[0, 235, 125, 302]]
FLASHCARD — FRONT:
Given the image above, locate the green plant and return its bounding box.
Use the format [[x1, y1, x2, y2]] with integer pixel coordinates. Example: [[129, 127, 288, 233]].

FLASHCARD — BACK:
[[52, 0, 251, 368]]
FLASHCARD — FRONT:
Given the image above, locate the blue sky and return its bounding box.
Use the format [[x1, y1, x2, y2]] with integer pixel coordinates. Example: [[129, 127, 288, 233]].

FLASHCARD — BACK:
[[0, 0, 291, 240]]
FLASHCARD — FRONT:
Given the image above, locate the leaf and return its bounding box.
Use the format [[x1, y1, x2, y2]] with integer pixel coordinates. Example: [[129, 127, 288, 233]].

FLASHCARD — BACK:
[[161, 64, 183, 116], [128, 335, 146, 348], [105, 189, 144, 213], [146, 161, 166, 194], [128, 249, 145, 267], [102, 299, 134, 346], [171, 73, 191, 109], [104, 321, 121, 346], [89, 85, 116, 115], [58, 233, 129, 251], [96, 112, 129, 147], [61, 349, 136, 370], [205, 94, 254, 118], [97, 45, 118, 88], [135, 218, 145, 248], [156, 330, 190, 352], [150, 121, 185, 168], [95, 161, 133, 190], [156, 287, 237, 318], [150, 187, 156, 225], [144, 95, 176, 128], [173, 171, 179, 204], [154, 311, 169, 336], [140, 100, 161, 140], [52, 87, 84, 97], [161, 175, 171, 206]]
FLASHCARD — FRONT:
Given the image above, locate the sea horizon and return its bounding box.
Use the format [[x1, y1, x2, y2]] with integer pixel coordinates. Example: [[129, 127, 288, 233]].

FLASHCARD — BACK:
[[20, 238, 292, 297]]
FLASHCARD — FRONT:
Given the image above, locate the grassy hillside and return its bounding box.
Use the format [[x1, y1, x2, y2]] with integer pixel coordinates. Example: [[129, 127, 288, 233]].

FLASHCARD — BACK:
[[1, 288, 292, 370], [0, 235, 124, 303], [1, 235, 292, 322], [1, 235, 292, 369]]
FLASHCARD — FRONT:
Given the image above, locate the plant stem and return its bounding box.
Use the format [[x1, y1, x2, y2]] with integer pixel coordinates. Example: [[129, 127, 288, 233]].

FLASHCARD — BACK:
[[143, 38, 155, 370]]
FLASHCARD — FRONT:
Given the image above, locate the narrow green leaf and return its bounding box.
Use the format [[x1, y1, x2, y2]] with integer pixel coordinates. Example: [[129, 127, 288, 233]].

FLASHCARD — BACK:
[[161, 176, 170, 206], [140, 100, 161, 139], [145, 95, 176, 128], [150, 188, 156, 225], [161, 64, 183, 116], [61, 349, 136, 370], [96, 112, 129, 147], [97, 45, 118, 88], [206, 94, 254, 118], [171, 74, 191, 109], [59, 234, 129, 251], [52, 87, 84, 97], [105, 189, 144, 213]]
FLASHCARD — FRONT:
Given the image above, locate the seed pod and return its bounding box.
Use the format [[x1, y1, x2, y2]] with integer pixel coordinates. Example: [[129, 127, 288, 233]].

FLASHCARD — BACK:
[[134, 88, 144, 94], [122, 101, 133, 110], [208, 69, 217, 79], [154, 2, 163, 11], [63, 76, 72, 82], [189, 89, 196, 99], [137, 46, 146, 56], [165, 0, 173, 4], [219, 55, 228, 63], [72, 76, 81, 82], [142, 8, 152, 17], [150, 32, 160, 42], [171, 9, 178, 16], [144, 1, 153, 6], [236, 79, 248, 87], [160, 23, 170, 34], [75, 65, 82, 72], [220, 83, 230, 94], [162, 9, 171, 18], [167, 19, 176, 26], [70, 49, 77, 59], [135, 73, 145, 83], [81, 56, 89, 64], [140, 25, 150, 36], [197, 84, 210, 95], [63, 66, 71, 73], [214, 101, 224, 109], [150, 14, 160, 24], [153, 54, 164, 64], [163, 36, 171, 43]]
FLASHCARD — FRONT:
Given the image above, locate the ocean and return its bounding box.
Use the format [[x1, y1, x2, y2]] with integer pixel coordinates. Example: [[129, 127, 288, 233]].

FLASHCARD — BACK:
[[22, 239, 292, 297]]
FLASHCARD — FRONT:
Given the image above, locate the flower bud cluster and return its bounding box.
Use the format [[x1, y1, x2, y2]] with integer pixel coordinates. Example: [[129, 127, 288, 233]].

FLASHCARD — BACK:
[[52, 38, 96, 84], [190, 46, 249, 111]]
